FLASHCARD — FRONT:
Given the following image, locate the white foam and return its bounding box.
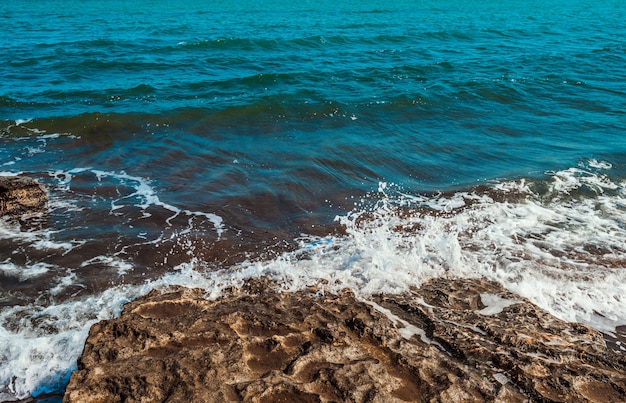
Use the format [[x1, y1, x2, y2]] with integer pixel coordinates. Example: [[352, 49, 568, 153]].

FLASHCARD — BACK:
[[3, 130, 77, 171], [0, 289, 131, 400], [234, 162, 626, 334], [586, 159, 612, 170], [48, 168, 91, 194], [0, 219, 84, 253], [49, 271, 82, 296], [11, 129, 73, 141], [363, 299, 435, 344], [2, 162, 626, 399], [44, 168, 225, 249], [90, 169, 224, 236], [0, 258, 232, 400], [0, 261, 52, 280], [0, 171, 23, 177], [548, 167, 618, 194], [31, 238, 82, 252], [478, 293, 521, 315], [81, 255, 133, 275]]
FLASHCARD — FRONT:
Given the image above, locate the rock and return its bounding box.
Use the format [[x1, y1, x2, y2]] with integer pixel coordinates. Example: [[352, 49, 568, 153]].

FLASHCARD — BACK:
[[64, 278, 626, 402], [0, 176, 48, 220]]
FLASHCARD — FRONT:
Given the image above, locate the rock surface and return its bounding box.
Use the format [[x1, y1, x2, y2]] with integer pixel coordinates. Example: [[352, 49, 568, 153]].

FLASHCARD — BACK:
[[64, 278, 626, 402], [0, 176, 47, 220]]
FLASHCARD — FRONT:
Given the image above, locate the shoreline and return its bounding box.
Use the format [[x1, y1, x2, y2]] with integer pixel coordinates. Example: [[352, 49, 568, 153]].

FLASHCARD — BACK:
[[63, 277, 626, 402]]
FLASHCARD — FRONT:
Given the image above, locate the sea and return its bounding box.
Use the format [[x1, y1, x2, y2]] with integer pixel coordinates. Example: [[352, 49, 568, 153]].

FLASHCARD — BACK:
[[1, 0, 625, 400]]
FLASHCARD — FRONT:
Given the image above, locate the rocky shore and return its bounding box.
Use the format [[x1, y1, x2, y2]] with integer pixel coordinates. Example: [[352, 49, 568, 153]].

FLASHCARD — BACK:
[[0, 175, 47, 222], [4, 175, 624, 401], [64, 278, 626, 402]]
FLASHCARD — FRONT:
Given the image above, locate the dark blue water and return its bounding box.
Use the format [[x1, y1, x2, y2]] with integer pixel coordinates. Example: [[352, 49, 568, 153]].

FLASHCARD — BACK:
[[1, 0, 626, 400]]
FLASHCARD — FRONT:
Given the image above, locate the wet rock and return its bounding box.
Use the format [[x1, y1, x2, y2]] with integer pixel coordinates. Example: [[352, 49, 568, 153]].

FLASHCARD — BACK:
[[0, 176, 47, 220], [64, 278, 626, 402]]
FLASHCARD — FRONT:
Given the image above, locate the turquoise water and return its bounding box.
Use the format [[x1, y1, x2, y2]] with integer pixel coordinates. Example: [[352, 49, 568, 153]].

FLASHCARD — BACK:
[[1, 0, 626, 400], [3, 0, 625, 188]]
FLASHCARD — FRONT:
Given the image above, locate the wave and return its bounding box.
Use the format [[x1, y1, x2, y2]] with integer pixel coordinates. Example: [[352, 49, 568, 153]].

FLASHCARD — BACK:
[[1, 160, 625, 400]]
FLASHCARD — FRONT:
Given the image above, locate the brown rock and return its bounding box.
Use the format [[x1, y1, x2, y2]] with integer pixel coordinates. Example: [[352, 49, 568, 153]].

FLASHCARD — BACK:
[[64, 278, 626, 403], [0, 176, 47, 220]]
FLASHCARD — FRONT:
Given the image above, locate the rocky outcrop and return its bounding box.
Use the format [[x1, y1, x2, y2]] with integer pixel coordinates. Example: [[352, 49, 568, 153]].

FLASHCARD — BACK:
[[64, 278, 626, 402], [0, 176, 47, 220]]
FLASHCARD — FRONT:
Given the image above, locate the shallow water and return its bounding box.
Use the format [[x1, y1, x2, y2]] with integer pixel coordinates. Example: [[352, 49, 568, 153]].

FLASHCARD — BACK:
[[1, 0, 626, 400]]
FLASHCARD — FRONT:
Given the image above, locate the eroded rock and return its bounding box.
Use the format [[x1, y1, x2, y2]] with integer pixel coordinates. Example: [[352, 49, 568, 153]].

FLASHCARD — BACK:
[[0, 176, 47, 220], [64, 278, 626, 402]]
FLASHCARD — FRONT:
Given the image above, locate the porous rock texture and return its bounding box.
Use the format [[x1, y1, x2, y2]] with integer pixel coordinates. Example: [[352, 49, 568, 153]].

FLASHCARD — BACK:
[[64, 278, 626, 402], [0, 176, 47, 220]]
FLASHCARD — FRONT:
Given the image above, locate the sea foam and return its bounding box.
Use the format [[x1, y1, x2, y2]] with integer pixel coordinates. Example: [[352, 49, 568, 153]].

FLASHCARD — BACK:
[[1, 162, 625, 400]]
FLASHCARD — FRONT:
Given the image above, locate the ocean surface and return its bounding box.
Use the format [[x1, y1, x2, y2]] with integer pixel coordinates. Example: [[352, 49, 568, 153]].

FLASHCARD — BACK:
[[1, 0, 626, 400]]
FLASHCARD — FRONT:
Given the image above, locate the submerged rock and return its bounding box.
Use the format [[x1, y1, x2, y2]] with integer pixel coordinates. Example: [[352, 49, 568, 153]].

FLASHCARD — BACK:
[[64, 278, 626, 402], [0, 176, 47, 220]]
